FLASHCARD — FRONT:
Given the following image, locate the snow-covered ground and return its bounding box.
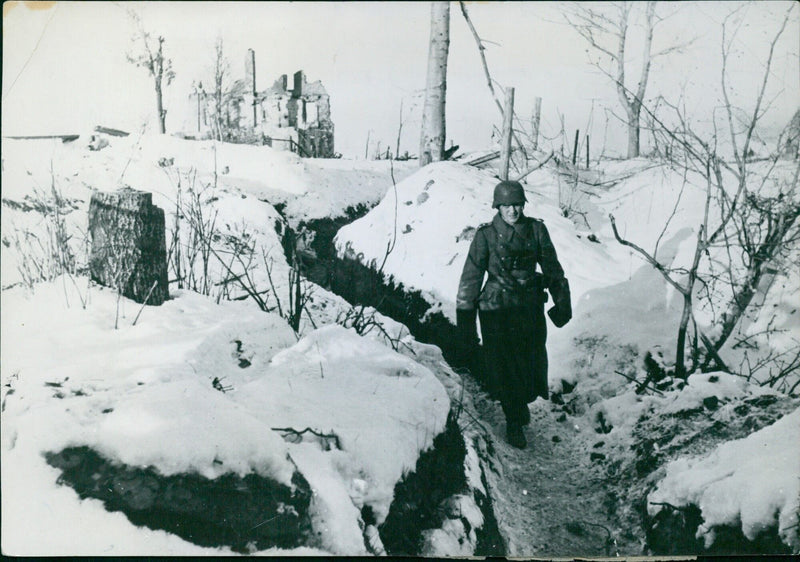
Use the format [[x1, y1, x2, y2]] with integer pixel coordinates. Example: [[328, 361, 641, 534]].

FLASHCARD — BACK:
[[1, 135, 444, 555], [1, 281, 449, 555], [2, 133, 798, 555]]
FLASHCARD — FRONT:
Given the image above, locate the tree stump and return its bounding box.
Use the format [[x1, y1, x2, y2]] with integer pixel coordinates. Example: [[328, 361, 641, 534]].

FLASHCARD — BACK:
[[89, 188, 168, 305]]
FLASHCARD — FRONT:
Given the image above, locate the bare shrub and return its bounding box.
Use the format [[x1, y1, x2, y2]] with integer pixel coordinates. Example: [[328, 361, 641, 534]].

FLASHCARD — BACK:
[[3, 170, 91, 308], [164, 167, 315, 335], [610, 4, 799, 388]]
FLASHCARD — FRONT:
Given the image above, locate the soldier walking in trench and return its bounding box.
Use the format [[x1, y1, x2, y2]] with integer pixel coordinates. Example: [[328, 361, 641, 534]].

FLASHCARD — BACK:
[[455, 180, 572, 449]]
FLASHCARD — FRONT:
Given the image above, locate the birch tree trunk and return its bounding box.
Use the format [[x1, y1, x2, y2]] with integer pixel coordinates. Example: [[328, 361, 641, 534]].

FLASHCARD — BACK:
[[419, 1, 450, 167], [629, 1, 655, 158]]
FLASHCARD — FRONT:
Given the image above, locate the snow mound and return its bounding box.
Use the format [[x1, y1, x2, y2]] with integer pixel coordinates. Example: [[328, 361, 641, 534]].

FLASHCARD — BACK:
[[662, 372, 778, 415], [89, 379, 296, 482], [592, 371, 782, 441], [236, 324, 451, 526], [648, 407, 800, 551]]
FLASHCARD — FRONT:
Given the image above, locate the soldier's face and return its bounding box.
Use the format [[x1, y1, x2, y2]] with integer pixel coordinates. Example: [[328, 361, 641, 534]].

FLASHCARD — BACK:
[[499, 204, 524, 224]]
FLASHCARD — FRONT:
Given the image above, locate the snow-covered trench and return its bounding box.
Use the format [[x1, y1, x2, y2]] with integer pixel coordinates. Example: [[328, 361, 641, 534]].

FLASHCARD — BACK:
[[287, 160, 800, 557], [284, 208, 464, 376], [7, 137, 796, 556], [272, 205, 506, 557]]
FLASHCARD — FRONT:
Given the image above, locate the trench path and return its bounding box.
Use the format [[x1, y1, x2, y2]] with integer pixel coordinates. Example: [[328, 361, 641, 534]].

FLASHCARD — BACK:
[[460, 372, 635, 557], [298, 219, 639, 556]]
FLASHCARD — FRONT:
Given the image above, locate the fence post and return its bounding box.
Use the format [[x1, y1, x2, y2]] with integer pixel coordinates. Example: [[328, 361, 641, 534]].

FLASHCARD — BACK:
[[586, 135, 590, 168], [572, 129, 579, 165], [531, 96, 542, 152], [499, 87, 515, 180]]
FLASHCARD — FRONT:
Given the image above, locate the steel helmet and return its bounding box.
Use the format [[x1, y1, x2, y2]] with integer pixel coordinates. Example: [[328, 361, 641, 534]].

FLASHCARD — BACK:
[[492, 180, 527, 208]]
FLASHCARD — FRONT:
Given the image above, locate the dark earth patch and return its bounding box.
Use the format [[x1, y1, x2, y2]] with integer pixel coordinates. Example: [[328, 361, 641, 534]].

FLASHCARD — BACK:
[[379, 415, 504, 556], [45, 446, 312, 553]]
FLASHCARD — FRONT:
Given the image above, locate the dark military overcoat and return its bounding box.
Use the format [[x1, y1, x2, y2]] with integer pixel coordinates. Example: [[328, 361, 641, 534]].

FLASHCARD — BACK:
[[456, 212, 571, 419], [457, 213, 570, 312]]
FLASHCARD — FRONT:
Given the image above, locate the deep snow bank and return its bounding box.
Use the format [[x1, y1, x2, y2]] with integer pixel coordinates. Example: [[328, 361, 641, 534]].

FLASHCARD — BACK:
[[334, 161, 630, 322], [648, 406, 800, 552], [1, 277, 448, 555]]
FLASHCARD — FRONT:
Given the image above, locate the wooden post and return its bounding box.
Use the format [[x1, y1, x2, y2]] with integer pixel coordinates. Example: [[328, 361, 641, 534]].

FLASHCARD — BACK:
[[531, 96, 542, 152], [499, 87, 515, 180], [365, 131, 371, 159], [395, 99, 403, 158], [572, 129, 579, 165], [248, 49, 257, 127], [586, 135, 590, 168]]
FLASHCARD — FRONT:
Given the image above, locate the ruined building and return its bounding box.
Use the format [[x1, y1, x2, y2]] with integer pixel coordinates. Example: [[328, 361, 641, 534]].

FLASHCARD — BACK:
[[193, 49, 335, 158]]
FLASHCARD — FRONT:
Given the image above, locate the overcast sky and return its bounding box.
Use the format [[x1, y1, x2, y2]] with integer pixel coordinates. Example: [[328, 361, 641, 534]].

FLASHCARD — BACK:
[[3, 1, 798, 158]]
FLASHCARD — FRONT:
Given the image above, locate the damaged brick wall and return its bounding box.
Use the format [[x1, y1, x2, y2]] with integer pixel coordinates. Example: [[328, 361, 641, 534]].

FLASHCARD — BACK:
[[196, 57, 336, 157], [286, 70, 334, 157]]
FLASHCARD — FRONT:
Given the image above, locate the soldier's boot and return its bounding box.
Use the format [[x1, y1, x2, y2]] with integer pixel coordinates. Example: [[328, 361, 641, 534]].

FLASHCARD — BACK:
[[506, 422, 527, 449], [521, 406, 531, 426]]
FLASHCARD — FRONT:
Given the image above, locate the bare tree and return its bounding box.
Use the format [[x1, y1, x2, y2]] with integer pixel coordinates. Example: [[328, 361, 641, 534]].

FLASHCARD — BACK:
[[565, 1, 689, 158], [610, 4, 798, 382], [419, 1, 450, 167], [211, 37, 230, 141], [126, 10, 175, 135]]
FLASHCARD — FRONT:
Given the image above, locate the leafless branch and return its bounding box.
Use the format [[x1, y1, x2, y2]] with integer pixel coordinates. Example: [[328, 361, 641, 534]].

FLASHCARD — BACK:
[[609, 213, 688, 296], [459, 1, 504, 117], [271, 426, 342, 450]]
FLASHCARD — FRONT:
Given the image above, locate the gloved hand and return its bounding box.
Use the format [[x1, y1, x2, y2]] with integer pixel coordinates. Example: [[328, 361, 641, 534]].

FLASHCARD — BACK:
[[547, 277, 572, 328], [547, 304, 572, 328]]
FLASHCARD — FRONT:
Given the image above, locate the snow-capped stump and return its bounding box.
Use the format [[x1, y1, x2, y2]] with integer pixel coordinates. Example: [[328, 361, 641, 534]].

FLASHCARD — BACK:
[[88, 188, 168, 305], [45, 446, 313, 553]]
